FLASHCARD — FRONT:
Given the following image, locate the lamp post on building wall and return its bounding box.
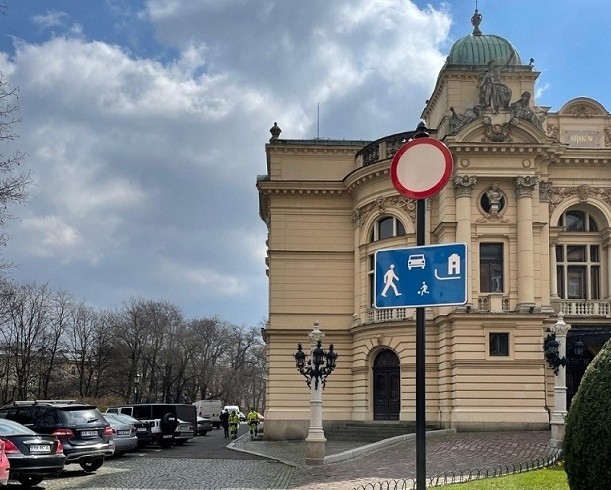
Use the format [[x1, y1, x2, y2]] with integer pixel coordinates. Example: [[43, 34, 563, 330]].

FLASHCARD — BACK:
[[294, 321, 338, 465], [543, 312, 571, 448]]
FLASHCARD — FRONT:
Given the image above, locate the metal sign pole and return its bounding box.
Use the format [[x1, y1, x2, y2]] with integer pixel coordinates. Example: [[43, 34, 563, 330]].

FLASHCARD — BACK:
[[415, 197, 426, 490]]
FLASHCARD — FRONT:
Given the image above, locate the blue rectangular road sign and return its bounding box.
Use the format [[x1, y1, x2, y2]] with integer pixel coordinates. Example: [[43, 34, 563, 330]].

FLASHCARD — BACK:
[[374, 243, 467, 308]]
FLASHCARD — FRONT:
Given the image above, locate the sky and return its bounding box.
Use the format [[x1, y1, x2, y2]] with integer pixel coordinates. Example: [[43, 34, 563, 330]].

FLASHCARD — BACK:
[[0, 0, 609, 327]]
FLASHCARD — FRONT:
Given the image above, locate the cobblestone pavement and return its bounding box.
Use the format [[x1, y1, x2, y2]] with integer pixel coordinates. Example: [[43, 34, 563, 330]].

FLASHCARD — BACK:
[[31, 430, 555, 489]]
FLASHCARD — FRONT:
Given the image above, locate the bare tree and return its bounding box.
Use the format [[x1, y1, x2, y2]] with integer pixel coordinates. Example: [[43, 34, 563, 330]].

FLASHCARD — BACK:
[[0, 72, 31, 268]]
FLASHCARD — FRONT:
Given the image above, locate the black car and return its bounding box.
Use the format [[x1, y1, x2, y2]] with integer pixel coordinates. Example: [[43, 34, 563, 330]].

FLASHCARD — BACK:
[[0, 400, 114, 472], [0, 418, 65, 487]]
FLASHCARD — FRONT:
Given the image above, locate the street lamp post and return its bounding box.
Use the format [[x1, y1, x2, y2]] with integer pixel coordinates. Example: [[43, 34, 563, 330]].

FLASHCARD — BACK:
[[133, 373, 141, 404], [543, 312, 570, 448], [294, 321, 337, 465]]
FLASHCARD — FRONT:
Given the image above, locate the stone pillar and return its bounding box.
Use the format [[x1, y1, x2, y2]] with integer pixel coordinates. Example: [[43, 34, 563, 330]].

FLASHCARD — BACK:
[[306, 322, 326, 465], [549, 241, 559, 300], [550, 312, 571, 449], [454, 175, 477, 308], [515, 176, 538, 312]]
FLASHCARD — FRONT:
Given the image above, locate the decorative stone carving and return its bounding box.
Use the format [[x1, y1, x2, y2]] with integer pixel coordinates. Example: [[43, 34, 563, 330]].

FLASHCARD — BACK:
[[605, 126, 611, 147], [578, 185, 590, 202], [565, 103, 597, 118], [478, 59, 512, 113], [509, 91, 544, 129], [486, 183, 503, 215], [449, 106, 480, 135], [515, 176, 539, 198], [482, 117, 513, 143], [549, 185, 611, 215], [453, 175, 477, 197], [547, 123, 559, 140], [355, 196, 416, 228], [269, 122, 281, 141], [539, 181, 552, 202]]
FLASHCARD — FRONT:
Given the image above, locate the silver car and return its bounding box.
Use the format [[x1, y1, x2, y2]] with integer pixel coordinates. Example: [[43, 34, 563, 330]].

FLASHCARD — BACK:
[[103, 413, 138, 455]]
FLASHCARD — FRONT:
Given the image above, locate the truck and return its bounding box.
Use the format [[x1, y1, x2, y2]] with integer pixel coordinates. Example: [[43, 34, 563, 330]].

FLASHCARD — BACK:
[[192, 400, 222, 429]]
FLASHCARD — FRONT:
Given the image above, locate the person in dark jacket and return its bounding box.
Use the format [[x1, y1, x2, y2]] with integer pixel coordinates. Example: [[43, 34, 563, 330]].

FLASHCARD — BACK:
[[220, 409, 230, 438]]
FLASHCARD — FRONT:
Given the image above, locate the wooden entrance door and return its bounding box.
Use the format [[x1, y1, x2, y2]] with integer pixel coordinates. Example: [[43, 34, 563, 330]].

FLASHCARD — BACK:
[[373, 349, 400, 421]]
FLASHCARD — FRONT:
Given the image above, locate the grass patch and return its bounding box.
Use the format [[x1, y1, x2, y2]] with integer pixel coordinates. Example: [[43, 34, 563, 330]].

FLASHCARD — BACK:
[[448, 464, 568, 489]]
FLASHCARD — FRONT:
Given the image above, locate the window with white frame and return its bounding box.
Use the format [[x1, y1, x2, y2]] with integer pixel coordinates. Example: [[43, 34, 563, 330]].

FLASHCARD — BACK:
[[556, 209, 601, 300]]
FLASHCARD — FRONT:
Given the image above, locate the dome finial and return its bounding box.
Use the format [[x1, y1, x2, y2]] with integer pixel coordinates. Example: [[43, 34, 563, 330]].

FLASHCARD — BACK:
[[471, 2, 482, 36]]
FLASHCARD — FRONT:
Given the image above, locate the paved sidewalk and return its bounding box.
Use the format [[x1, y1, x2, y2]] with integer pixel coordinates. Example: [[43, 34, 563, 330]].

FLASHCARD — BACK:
[[230, 430, 558, 489]]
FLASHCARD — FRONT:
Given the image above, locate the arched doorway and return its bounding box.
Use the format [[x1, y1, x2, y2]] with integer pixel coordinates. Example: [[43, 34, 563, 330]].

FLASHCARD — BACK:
[[566, 327, 609, 407], [373, 349, 400, 420]]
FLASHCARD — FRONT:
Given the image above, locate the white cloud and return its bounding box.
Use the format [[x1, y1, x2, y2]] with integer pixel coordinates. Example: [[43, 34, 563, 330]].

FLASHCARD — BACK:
[[30, 10, 69, 29]]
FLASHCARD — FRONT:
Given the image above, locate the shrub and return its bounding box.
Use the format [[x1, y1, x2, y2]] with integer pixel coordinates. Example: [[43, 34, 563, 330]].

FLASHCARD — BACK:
[[564, 338, 611, 489]]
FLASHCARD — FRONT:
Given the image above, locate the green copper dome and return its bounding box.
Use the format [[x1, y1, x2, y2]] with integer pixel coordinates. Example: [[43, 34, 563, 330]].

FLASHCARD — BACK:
[[447, 9, 521, 66]]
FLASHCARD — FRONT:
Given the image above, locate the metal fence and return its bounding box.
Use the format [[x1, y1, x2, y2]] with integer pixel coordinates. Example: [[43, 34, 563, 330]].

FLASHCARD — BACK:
[[353, 449, 562, 489]]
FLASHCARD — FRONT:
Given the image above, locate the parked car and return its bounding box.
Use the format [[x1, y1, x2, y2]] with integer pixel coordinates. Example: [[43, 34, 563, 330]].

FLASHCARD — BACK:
[[239, 411, 246, 422], [196, 416, 213, 436], [106, 403, 196, 448], [102, 413, 138, 455], [0, 400, 114, 472], [109, 413, 152, 449], [173, 419, 195, 445], [0, 440, 9, 486], [0, 418, 65, 487]]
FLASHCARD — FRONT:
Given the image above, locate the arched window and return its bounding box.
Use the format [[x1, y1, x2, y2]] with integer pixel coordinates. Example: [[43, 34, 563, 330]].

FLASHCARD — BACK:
[[370, 216, 406, 242], [557, 208, 602, 300]]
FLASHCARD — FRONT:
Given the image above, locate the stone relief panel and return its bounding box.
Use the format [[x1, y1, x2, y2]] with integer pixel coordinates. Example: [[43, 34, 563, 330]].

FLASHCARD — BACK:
[[353, 196, 416, 228], [549, 184, 611, 216]]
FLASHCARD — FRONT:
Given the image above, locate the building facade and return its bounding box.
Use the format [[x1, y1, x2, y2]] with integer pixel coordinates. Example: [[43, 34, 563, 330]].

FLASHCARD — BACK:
[[257, 11, 611, 440]]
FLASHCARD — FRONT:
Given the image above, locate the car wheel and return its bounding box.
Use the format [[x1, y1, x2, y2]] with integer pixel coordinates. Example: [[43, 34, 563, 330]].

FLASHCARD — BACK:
[[159, 412, 178, 435], [80, 457, 104, 472], [18, 474, 45, 487]]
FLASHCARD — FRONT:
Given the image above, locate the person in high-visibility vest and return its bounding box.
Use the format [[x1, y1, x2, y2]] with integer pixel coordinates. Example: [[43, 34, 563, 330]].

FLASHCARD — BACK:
[[228, 410, 240, 440], [246, 408, 260, 439]]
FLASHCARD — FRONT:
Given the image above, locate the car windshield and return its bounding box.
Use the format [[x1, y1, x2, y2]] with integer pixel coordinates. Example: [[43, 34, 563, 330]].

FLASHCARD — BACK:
[[0, 418, 36, 436], [60, 407, 104, 424]]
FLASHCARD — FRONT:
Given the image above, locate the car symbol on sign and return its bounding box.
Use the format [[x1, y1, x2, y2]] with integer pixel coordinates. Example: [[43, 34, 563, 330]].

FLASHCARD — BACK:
[[407, 254, 426, 270]]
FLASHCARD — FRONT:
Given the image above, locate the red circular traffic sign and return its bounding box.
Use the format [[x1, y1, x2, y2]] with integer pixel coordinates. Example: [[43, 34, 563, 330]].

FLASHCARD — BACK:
[[390, 137, 453, 199]]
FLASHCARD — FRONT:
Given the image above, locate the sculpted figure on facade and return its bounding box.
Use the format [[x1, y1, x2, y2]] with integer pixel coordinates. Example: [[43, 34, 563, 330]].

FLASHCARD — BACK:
[[510, 91, 543, 129], [449, 106, 480, 135], [478, 59, 512, 113], [486, 183, 503, 215]]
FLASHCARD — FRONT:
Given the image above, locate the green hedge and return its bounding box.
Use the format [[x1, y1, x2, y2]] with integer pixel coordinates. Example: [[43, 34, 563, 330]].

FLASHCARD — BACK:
[[564, 337, 611, 489]]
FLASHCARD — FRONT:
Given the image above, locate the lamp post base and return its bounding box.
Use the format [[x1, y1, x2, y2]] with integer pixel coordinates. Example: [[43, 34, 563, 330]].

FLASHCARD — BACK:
[[550, 416, 566, 449], [306, 438, 326, 465]]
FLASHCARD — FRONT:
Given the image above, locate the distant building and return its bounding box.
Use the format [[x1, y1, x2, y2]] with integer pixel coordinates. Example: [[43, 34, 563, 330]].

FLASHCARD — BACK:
[[257, 10, 611, 440]]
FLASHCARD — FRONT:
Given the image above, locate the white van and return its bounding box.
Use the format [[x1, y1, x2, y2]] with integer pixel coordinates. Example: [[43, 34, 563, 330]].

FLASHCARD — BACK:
[[193, 400, 222, 429], [223, 405, 244, 421]]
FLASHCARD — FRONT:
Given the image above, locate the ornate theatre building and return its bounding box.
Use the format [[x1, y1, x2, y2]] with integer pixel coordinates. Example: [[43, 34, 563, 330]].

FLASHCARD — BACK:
[[257, 11, 611, 440]]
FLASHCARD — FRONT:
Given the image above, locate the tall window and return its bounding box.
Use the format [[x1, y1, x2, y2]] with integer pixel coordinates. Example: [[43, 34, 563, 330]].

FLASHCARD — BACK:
[[480, 243, 503, 292], [556, 209, 601, 300], [556, 244, 600, 299]]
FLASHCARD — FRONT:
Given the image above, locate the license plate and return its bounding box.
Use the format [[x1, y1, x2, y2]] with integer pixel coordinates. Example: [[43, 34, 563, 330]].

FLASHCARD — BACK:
[[30, 444, 51, 453], [162, 434, 172, 439], [117, 430, 131, 436], [81, 430, 98, 437], [137, 428, 147, 432]]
